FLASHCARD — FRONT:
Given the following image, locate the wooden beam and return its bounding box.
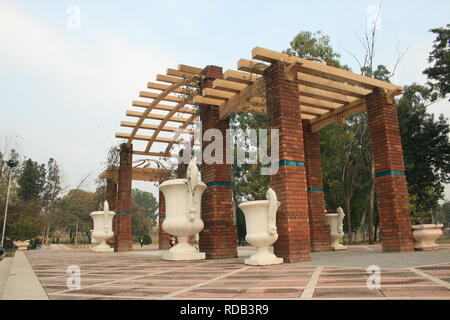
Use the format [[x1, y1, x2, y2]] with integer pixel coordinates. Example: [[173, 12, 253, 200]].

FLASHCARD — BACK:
[[156, 74, 181, 84], [139, 91, 183, 103], [310, 98, 367, 132], [131, 167, 170, 182], [219, 78, 264, 119], [238, 58, 371, 98], [202, 88, 235, 100], [237, 59, 268, 74], [193, 96, 224, 106], [223, 70, 260, 84], [132, 100, 196, 114], [147, 82, 196, 94], [133, 150, 179, 158], [178, 64, 203, 74], [212, 79, 247, 93], [299, 96, 342, 110], [300, 105, 328, 116], [297, 72, 371, 98], [126, 111, 189, 123], [252, 47, 403, 91], [127, 79, 189, 145], [166, 68, 194, 79], [116, 132, 180, 144], [120, 121, 194, 134], [298, 85, 355, 104]]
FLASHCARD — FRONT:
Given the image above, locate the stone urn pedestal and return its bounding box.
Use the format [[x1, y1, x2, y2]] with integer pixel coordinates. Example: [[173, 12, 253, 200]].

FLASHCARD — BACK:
[[412, 224, 443, 251], [90, 201, 115, 253], [159, 159, 207, 261], [239, 188, 283, 266], [325, 208, 347, 251]]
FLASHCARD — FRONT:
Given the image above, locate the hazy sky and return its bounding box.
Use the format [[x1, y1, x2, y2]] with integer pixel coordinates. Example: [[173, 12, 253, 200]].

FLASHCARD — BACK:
[[1, 0, 449, 200]]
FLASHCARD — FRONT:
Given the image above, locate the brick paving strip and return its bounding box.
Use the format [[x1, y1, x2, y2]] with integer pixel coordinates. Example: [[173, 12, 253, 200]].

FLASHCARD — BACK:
[[50, 259, 215, 299], [14, 247, 450, 300], [163, 265, 251, 299]]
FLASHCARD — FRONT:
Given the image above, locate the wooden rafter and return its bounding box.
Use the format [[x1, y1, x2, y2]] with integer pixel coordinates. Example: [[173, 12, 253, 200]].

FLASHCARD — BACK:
[[132, 100, 196, 114], [126, 110, 189, 123], [310, 98, 367, 132], [120, 121, 194, 134], [252, 47, 403, 91], [118, 49, 403, 160]]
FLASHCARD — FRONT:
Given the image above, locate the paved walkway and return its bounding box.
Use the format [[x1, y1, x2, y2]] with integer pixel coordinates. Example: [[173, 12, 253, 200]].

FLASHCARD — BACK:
[[1, 251, 48, 300], [11, 245, 449, 300]]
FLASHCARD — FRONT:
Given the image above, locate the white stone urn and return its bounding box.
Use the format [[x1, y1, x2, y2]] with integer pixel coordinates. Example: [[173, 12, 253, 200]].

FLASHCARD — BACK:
[[90, 230, 99, 244], [90, 200, 115, 252], [239, 188, 283, 266], [412, 224, 443, 251], [325, 207, 347, 251], [159, 158, 207, 260]]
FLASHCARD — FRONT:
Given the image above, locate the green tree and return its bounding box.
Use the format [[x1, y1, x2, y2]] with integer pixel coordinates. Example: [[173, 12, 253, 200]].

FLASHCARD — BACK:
[[423, 24, 450, 99], [132, 189, 158, 224], [17, 159, 46, 202], [131, 188, 158, 242], [142, 233, 152, 245], [53, 189, 97, 242], [397, 84, 450, 223], [41, 158, 63, 244]]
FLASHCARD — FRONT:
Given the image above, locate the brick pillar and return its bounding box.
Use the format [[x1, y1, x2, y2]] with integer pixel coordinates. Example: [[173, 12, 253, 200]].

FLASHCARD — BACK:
[[366, 88, 414, 252], [158, 191, 170, 249], [114, 143, 133, 252], [198, 65, 237, 259], [264, 61, 311, 262], [106, 178, 117, 247], [303, 120, 331, 252]]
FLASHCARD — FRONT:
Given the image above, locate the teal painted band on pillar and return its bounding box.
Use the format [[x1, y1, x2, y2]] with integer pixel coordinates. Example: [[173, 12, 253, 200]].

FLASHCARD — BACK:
[[273, 160, 305, 167], [206, 181, 232, 187], [117, 210, 132, 214], [375, 171, 406, 177], [307, 188, 324, 192]]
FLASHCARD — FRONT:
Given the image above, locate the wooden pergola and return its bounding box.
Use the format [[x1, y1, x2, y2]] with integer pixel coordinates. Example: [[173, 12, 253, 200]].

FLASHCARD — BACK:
[[110, 46, 414, 259], [115, 47, 403, 158]]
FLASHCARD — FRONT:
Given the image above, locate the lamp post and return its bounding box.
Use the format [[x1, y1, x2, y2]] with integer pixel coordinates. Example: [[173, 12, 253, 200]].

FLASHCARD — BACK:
[[1, 159, 19, 247]]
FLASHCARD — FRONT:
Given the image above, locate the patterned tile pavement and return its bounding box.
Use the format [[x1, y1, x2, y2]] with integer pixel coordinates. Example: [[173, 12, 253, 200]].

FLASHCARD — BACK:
[[24, 245, 450, 300]]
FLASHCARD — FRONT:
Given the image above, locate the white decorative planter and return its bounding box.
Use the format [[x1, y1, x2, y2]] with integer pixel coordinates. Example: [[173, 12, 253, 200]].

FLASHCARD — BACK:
[[159, 158, 207, 261], [412, 224, 443, 251], [239, 188, 283, 266], [90, 201, 115, 252], [325, 207, 347, 251], [90, 230, 99, 244]]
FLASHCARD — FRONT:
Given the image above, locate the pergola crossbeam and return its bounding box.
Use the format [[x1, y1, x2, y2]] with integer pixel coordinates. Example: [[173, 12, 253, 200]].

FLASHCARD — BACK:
[[252, 47, 403, 91], [132, 100, 196, 114], [126, 110, 189, 123], [310, 98, 367, 132], [120, 121, 193, 134], [117, 47, 402, 159]]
